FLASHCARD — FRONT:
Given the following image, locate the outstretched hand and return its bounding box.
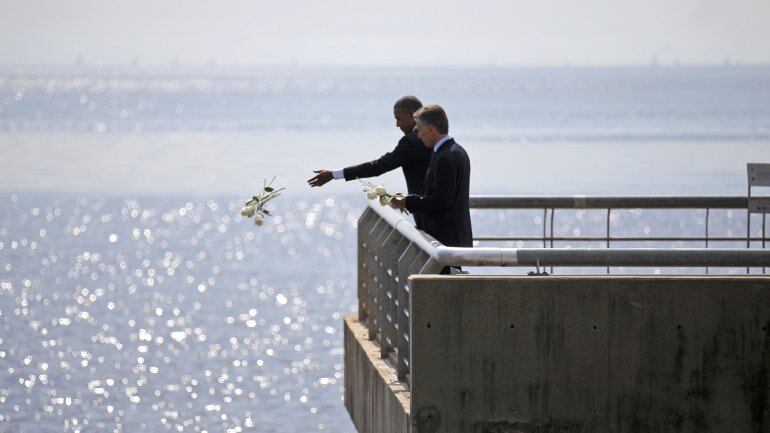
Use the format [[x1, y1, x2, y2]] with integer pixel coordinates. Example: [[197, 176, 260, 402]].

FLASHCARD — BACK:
[[307, 170, 333, 187], [389, 195, 407, 211]]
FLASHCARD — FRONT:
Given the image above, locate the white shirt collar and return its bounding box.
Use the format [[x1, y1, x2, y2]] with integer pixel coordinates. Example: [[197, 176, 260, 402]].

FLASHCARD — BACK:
[[433, 135, 452, 153]]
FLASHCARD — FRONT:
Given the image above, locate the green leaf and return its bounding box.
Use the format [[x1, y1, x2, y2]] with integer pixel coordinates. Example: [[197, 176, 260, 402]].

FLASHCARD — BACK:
[[262, 209, 271, 215], [264, 187, 274, 192]]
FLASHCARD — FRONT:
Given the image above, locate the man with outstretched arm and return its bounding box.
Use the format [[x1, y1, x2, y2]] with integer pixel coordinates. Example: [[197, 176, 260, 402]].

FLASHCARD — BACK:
[[307, 96, 432, 228]]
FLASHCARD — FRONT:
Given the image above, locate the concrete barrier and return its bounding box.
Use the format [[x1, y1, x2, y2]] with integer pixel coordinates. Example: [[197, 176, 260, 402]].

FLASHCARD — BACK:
[[408, 276, 770, 433], [344, 316, 410, 433]]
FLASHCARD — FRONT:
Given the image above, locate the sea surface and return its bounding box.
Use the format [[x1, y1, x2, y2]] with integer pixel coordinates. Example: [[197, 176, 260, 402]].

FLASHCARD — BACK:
[[1, 65, 770, 432]]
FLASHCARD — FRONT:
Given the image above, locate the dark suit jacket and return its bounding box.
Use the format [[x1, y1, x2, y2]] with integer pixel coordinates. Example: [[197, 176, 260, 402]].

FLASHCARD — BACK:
[[343, 130, 432, 228], [405, 138, 473, 247]]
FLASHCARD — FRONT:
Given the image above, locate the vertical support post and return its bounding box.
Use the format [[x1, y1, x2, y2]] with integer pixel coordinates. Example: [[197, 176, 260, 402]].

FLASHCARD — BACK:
[[550, 208, 555, 274], [396, 243, 421, 382], [372, 225, 394, 357], [763, 213, 767, 274], [365, 219, 385, 341], [378, 231, 409, 360], [377, 228, 396, 358], [705, 208, 710, 275], [357, 229, 367, 322], [746, 163, 770, 274], [747, 183, 751, 275], [746, 184, 751, 274], [606, 208, 611, 275], [356, 208, 378, 335]]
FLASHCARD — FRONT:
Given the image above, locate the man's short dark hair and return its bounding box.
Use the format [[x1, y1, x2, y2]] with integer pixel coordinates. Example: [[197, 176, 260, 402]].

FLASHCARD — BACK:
[[393, 95, 423, 114], [413, 104, 449, 134]]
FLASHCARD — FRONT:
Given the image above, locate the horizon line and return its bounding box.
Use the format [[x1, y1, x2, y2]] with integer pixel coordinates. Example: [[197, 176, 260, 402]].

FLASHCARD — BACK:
[[1, 60, 769, 71]]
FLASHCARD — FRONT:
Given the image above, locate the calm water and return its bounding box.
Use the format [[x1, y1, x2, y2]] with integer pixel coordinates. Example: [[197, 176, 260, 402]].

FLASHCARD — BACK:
[[0, 193, 361, 433], [1, 66, 769, 432]]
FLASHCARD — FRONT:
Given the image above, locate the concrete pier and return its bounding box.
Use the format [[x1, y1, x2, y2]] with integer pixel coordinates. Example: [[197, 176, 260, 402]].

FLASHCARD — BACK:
[[345, 275, 770, 433]]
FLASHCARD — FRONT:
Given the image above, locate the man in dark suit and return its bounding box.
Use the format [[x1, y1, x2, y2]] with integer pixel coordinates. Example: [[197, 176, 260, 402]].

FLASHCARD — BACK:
[[390, 104, 473, 250], [307, 95, 432, 228]]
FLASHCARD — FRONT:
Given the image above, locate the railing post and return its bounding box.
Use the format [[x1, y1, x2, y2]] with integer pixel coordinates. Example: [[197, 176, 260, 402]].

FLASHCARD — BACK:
[[550, 208, 555, 274], [396, 243, 421, 381], [371, 224, 394, 352], [376, 228, 403, 358], [705, 208, 710, 275], [364, 218, 387, 340], [356, 208, 378, 323], [606, 208, 611, 274]]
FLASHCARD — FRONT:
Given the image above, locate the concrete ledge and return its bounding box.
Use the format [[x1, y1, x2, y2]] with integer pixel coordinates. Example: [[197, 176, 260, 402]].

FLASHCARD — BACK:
[[409, 275, 770, 433], [344, 316, 410, 433]]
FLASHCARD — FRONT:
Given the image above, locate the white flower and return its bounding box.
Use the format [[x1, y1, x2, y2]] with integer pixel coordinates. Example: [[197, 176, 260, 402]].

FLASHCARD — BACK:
[[240, 204, 256, 217], [239, 178, 284, 228], [379, 195, 392, 206], [366, 191, 378, 200], [373, 186, 386, 196]]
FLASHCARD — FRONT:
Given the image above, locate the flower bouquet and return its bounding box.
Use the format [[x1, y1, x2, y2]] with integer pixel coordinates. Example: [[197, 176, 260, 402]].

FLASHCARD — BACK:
[[240, 177, 285, 225], [359, 180, 408, 214]]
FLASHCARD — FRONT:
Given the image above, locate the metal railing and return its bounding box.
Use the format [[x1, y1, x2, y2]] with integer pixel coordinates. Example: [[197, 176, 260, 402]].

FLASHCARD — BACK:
[[469, 196, 769, 273], [356, 196, 770, 385], [357, 205, 443, 381], [469, 196, 767, 248]]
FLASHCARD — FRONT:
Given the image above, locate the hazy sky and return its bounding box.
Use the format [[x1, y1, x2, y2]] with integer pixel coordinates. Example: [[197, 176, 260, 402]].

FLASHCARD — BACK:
[[1, 0, 769, 66]]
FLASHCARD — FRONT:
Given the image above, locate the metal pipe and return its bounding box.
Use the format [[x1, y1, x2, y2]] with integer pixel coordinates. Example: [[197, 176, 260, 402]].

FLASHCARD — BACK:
[[432, 247, 770, 268], [469, 196, 756, 209], [367, 199, 440, 255], [549, 208, 555, 274], [473, 236, 767, 242], [747, 186, 752, 274], [606, 208, 611, 274]]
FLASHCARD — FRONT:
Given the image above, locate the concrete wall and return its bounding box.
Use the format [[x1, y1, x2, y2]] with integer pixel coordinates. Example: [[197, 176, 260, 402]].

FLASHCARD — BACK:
[[409, 276, 770, 433], [344, 316, 410, 433]]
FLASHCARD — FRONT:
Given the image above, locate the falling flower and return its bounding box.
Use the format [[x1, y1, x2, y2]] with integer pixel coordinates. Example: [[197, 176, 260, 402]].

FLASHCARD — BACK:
[[240, 203, 256, 218], [240, 177, 285, 226]]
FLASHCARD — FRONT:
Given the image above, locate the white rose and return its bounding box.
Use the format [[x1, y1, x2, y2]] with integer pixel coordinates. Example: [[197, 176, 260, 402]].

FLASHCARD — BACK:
[[254, 214, 264, 226], [241, 204, 256, 217], [373, 186, 386, 196], [366, 191, 378, 200], [379, 195, 392, 206]]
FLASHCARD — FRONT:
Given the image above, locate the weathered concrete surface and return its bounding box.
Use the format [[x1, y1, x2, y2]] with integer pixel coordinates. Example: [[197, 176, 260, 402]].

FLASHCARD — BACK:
[[344, 316, 410, 433], [409, 276, 770, 433]]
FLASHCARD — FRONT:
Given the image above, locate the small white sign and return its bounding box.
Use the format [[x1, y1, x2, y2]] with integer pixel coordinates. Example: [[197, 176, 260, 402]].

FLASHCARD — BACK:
[[748, 163, 770, 187]]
